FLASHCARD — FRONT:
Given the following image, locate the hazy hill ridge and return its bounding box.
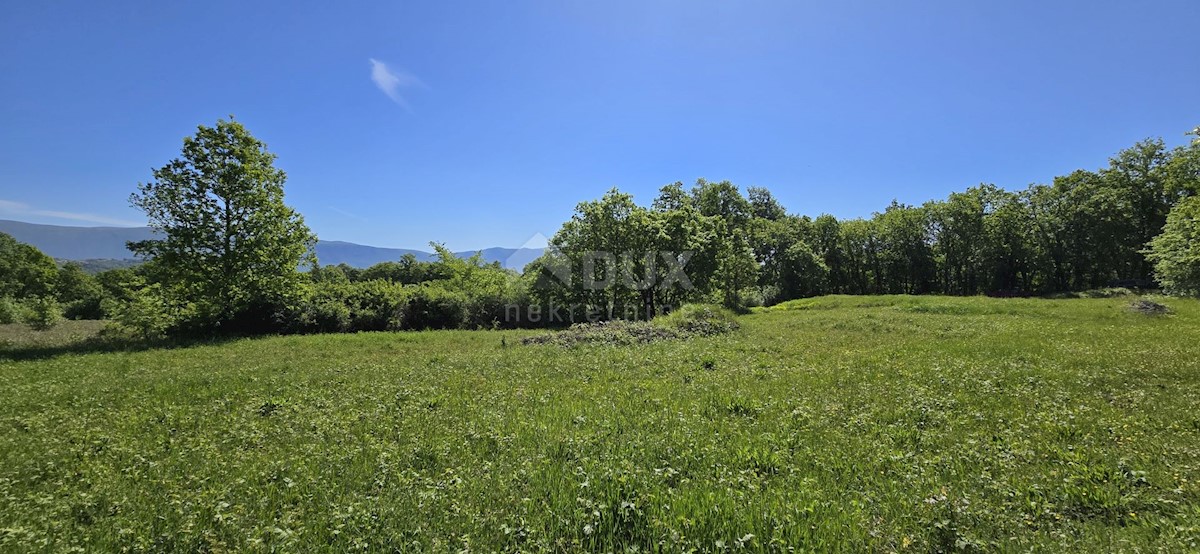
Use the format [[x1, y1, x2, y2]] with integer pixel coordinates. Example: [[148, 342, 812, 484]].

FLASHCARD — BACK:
[[0, 219, 542, 269]]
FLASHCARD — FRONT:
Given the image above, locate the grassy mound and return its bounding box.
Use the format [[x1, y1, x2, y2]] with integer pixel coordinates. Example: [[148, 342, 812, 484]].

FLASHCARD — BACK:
[[523, 304, 739, 346], [654, 303, 739, 335]]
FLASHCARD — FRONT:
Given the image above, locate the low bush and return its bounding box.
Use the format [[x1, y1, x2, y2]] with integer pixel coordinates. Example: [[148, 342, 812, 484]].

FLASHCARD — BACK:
[[300, 298, 352, 333], [101, 285, 184, 340], [397, 285, 469, 330], [300, 280, 407, 332], [655, 303, 740, 335], [23, 296, 63, 331], [63, 295, 106, 320], [296, 276, 523, 333], [0, 296, 23, 324]]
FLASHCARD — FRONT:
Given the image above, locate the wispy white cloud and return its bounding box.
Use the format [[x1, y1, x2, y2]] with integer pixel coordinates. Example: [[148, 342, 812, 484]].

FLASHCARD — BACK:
[[0, 199, 143, 227], [369, 58, 423, 110], [328, 206, 368, 222]]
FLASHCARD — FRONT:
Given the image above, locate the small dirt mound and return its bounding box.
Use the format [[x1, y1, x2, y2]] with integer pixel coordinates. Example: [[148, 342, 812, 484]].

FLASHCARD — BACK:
[[1128, 298, 1170, 315]]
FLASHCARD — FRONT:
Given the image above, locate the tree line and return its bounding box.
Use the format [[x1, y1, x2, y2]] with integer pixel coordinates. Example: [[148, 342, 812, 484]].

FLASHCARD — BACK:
[[530, 129, 1200, 313], [1, 120, 1197, 338]]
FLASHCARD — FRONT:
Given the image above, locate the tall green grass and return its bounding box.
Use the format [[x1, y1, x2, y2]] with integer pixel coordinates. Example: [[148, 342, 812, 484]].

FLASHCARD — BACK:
[[1, 295, 1198, 551]]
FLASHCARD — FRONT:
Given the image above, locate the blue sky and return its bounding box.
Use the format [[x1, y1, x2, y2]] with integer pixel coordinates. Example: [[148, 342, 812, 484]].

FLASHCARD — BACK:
[[1, 1, 1197, 251]]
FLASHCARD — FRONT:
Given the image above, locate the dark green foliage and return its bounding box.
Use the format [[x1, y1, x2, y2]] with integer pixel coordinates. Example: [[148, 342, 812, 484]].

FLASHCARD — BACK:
[[535, 183, 757, 317], [747, 186, 787, 221], [308, 263, 350, 284], [358, 253, 440, 284], [302, 280, 405, 332], [398, 286, 469, 330], [56, 263, 105, 319], [530, 127, 1197, 316], [94, 268, 143, 303], [293, 245, 522, 333], [298, 297, 352, 333], [778, 240, 829, 299]]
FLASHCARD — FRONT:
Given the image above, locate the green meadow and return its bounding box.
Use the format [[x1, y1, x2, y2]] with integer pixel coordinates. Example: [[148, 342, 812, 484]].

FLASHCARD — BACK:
[[2, 295, 1198, 552]]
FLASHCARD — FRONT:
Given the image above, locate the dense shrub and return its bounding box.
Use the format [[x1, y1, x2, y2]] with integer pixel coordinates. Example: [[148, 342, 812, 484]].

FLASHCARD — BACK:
[[397, 285, 468, 330], [299, 280, 407, 332], [94, 268, 144, 305], [0, 296, 23, 324], [299, 298, 352, 333], [23, 297, 63, 331], [294, 256, 524, 334], [56, 262, 106, 320], [63, 295, 106, 320], [101, 285, 183, 340]]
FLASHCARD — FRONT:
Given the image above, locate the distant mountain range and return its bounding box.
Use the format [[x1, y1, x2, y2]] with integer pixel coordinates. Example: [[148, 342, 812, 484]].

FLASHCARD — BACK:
[[0, 219, 544, 270]]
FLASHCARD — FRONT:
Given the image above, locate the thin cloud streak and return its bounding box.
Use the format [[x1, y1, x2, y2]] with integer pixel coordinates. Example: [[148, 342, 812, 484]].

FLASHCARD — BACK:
[[369, 58, 423, 110], [328, 206, 368, 222], [0, 199, 143, 227]]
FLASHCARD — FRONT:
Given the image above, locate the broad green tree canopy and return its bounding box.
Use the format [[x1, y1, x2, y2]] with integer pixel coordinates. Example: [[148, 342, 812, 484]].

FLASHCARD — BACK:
[[129, 119, 316, 328]]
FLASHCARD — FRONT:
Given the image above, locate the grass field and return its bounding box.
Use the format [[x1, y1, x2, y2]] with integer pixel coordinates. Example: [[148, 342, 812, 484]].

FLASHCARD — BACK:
[[2, 295, 1199, 552]]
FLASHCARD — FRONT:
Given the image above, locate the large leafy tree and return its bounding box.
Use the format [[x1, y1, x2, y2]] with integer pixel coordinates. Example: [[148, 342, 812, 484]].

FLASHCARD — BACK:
[[874, 201, 935, 294], [129, 119, 316, 330], [926, 187, 988, 294], [835, 218, 882, 294], [810, 215, 845, 293], [691, 180, 757, 307], [546, 189, 648, 318]]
